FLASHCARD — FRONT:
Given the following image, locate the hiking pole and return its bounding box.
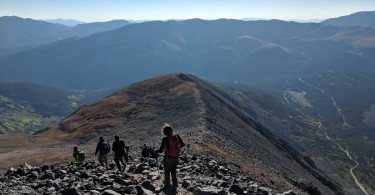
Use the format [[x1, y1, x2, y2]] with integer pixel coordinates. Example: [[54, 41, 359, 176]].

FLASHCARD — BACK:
[[180, 148, 186, 157], [156, 153, 160, 175]]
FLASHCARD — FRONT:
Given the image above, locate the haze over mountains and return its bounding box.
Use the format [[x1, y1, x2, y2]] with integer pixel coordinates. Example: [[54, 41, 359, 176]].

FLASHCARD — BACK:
[[322, 11, 375, 27], [0, 11, 375, 194], [44, 18, 85, 26], [0, 16, 131, 56], [1, 18, 375, 90]]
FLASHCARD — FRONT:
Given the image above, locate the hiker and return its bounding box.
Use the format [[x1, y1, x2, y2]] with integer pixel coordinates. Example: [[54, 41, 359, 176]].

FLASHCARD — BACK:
[[112, 135, 127, 172], [141, 143, 150, 158], [95, 137, 110, 170], [156, 124, 185, 191], [124, 144, 130, 163], [73, 146, 85, 164], [141, 144, 158, 161]]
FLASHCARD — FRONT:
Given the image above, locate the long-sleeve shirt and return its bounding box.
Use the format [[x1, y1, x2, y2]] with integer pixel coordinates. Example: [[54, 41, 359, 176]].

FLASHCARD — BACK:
[[95, 141, 105, 155], [112, 139, 126, 156]]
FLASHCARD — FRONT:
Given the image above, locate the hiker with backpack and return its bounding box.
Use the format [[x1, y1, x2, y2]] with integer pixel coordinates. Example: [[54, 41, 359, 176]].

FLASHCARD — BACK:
[[73, 146, 85, 164], [112, 135, 127, 173], [141, 143, 150, 158], [156, 124, 185, 191], [95, 137, 110, 170]]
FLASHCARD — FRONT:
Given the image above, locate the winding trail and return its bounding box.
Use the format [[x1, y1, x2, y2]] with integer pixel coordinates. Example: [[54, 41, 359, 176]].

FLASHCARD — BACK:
[[337, 144, 370, 195], [298, 77, 370, 194], [193, 87, 207, 133], [321, 127, 370, 195]]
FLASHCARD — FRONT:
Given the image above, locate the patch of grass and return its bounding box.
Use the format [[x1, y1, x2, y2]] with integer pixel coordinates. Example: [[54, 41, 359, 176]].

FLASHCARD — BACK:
[[0, 116, 61, 134]]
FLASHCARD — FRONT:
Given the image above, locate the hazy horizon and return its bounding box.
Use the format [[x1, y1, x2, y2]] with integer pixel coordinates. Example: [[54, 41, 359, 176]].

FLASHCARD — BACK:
[[1, 0, 374, 23]]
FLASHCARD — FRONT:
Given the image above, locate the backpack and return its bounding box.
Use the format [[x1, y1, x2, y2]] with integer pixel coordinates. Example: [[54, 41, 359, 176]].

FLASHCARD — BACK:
[[124, 145, 129, 156], [103, 142, 110, 154], [78, 151, 85, 161], [167, 134, 181, 157], [74, 150, 85, 163], [149, 148, 158, 159], [142, 147, 150, 157]]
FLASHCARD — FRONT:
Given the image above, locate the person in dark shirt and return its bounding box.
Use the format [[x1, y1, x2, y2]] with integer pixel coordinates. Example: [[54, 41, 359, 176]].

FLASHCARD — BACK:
[[156, 124, 185, 191], [95, 137, 109, 170], [112, 135, 126, 172]]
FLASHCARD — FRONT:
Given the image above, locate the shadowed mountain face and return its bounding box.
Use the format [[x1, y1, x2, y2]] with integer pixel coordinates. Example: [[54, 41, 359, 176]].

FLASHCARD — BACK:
[[0, 74, 343, 194], [0, 19, 374, 89], [322, 11, 375, 27]]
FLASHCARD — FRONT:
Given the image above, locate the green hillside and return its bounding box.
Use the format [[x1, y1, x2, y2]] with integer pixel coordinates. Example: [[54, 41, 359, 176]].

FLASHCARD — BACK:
[[0, 82, 106, 134]]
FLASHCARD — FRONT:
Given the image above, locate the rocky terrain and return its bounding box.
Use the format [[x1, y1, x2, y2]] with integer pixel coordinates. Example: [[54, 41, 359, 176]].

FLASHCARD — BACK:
[[0, 147, 298, 195], [0, 74, 343, 194]]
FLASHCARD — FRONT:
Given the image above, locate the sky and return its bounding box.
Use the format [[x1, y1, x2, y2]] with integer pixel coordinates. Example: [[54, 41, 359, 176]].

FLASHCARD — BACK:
[[1, 0, 375, 22]]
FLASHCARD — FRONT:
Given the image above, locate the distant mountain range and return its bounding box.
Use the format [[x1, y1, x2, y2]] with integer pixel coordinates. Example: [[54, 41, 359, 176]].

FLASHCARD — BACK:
[[0, 16, 131, 56], [44, 18, 85, 26], [322, 11, 375, 27], [1, 18, 374, 90]]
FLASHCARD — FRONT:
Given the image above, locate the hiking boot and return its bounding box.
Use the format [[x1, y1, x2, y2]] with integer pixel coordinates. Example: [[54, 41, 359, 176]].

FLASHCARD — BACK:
[[171, 185, 177, 192], [160, 184, 172, 192]]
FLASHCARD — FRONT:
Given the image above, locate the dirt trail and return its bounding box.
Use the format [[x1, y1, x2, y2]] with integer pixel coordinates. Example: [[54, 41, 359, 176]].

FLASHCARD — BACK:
[[337, 144, 370, 195], [296, 77, 370, 195]]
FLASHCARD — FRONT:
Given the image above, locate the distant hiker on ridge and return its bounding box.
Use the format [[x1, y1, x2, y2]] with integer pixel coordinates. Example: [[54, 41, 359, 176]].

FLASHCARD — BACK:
[[112, 135, 127, 173], [95, 137, 110, 170], [72, 146, 85, 164], [156, 124, 185, 191]]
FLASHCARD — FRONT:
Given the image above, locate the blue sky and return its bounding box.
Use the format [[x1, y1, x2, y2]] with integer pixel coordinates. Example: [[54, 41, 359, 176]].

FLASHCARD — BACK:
[[1, 0, 374, 22]]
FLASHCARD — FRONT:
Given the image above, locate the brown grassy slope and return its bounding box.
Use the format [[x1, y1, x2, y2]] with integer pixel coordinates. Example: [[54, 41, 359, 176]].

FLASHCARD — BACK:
[[0, 74, 201, 172]]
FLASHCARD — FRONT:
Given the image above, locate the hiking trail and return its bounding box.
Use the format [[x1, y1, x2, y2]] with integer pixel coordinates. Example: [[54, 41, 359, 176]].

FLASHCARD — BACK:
[[296, 77, 369, 195]]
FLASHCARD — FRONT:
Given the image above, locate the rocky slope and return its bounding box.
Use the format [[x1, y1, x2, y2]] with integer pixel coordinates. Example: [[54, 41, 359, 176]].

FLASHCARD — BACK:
[[0, 74, 343, 194], [0, 148, 294, 195]]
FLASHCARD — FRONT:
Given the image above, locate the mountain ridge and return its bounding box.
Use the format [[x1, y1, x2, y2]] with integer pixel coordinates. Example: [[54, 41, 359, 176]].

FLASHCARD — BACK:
[[44, 18, 85, 26], [322, 11, 375, 27], [0, 16, 131, 56], [0, 73, 343, 194], [1, 18, 374, 90]]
